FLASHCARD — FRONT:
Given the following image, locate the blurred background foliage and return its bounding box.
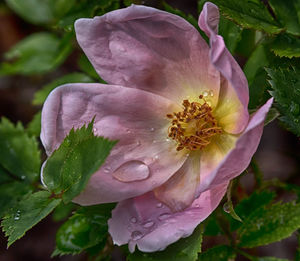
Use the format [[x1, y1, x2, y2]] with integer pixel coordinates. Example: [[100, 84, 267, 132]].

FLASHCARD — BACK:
[[0, 0, 300, 260]]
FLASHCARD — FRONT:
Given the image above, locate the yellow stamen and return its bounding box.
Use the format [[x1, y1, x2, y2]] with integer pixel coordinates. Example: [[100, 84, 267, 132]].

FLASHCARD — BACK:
[[167, 95, 222, 151]]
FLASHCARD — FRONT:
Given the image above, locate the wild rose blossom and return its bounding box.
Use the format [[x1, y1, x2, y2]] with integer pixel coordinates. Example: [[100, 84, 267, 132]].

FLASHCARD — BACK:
[[41, 2, 273, 253]]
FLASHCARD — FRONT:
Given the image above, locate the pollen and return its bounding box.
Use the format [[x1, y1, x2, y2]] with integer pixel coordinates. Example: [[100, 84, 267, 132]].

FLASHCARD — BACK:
[[167, 95, 222, 151]]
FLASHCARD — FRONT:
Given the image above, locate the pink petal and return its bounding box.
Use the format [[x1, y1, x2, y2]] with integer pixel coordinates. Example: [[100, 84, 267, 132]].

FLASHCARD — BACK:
[[153, 154, 200, 212], [41, 83, 187, 204], [199, 3, 249, 133], [75, 5, 220, 107], [199, 98, 273, 192], [108, 182, 228, 252]]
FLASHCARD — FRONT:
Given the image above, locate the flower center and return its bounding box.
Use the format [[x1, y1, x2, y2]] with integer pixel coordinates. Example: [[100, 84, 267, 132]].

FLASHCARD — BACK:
[[167, 95, 222, 151]]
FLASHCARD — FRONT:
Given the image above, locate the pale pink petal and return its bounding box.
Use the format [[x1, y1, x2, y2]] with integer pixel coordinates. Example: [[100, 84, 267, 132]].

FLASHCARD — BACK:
[[41, 83, 187, 204], [198, 98, 273, 193], [153, 154, 200, 212], [75, 5, 220, 107], [197, 132, 238, 194], [199, 3, 249, 133], [108, 182, 228, 252]]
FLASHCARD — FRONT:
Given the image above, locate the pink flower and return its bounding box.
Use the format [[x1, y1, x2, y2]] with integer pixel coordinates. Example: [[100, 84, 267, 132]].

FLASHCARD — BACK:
[[41, 2, 273, 253]]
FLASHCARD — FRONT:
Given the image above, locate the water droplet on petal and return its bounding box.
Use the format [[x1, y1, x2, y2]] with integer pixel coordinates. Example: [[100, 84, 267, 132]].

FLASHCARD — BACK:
[[152, 140, 157, 144], [203, 91, 209, 97], [142, 221, 154, 228], [156, 203, 163, 208], [150, 127, 155, 132], [158, 213, 171, 221], [165, 138, 171, 142], [126, 129, 131, 133], [130, 217, 137, 223], [223, 202, 230, 213], [131, 231, 143, 240], [209, 90, 214, 97], [112, 161, 150, 182], [103, 166, 111, 173], [136, 140, 141, 146], [153, 155, 159, 160], [207, 101, 212, 107], [93, 127, 97, 132]]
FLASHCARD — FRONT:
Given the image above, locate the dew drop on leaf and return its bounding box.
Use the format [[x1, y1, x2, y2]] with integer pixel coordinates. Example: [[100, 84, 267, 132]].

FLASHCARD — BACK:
[[223, 202, 230, 213]]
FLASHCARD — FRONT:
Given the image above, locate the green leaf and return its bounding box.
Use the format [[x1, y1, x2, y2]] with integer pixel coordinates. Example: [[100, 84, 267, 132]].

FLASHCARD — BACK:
[[207, 0, 283, 34], [26, 111, 41, 137], [244, 45, 269, 86], [230, 191, 275, 231], [269, 0, 300, 36], [5, 0, 55, 25], [0, 32, 73, 75], [43, 119, 117, 203], [128, 225, 203, 261], [163, 2, 199, 31], [271, 34, 300, 58], [78, 54, 103, 81], [0, 117, 40, 182], [1, 191, 61, 247], [203, 212, 223, 236], [57, 0, 119, 31], [5, 0, 75, 25], [53, 204, 114, 256], [0, 181, 32, 219], [198, 245, 235, 261], [52, 202, 76, 222], [33, 73, 94, 105], [218, 15, 242, 54], [266, 66, 300, 136], [238, 202, 300, 248]]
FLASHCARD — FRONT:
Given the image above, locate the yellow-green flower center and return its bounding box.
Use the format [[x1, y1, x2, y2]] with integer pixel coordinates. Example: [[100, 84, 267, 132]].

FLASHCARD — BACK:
[[167, 95, 222, 151]]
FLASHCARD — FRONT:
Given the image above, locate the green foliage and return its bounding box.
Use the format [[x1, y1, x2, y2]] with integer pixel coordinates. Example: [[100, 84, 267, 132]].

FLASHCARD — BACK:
[[1, 191, 61, 247], [33, 73, 94, 105], [230, 191, 275, 231], [267, 66, 300, 136], [52, 202, 76, 222], [5, 0, 75, 25], [264, 108, 280, 126], [0, 118, 40, 182], [78, 54, 104, 81], [6, 0, 55, 25], [207, 0, 283, 34], [163, 2, 199, 31], [128, 225, 203, 261], [238, 202, 300, 248], [218, 15, 242, 54], [43, 120, 117, 203], [203, 212, 223, 236], [53, 204, 115, 256], [56, 0, 119, 31], [26, 111, 41, 137], [0, 181, 32, 219], [198, 245, 235, 261], [269, 0, 300, 36], [224, 181, 242, 222], [271, 34, 300, 58], [0, 32, 73, 75]]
